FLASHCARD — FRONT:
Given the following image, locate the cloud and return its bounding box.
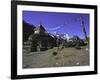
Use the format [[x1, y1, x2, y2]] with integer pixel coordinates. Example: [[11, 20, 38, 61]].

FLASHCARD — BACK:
[[46, 25, 64, 31]]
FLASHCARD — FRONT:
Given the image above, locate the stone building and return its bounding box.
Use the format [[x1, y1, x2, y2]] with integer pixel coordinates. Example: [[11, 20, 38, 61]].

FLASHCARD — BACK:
[[25, 23, 57, 52]]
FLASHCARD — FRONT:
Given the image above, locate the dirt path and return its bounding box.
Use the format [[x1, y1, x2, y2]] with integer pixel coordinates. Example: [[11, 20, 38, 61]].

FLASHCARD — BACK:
[[23, 46, 89, 68]]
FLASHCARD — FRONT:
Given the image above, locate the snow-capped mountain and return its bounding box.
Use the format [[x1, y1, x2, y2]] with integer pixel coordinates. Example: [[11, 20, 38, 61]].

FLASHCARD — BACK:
[[49, 32, 70, 41]]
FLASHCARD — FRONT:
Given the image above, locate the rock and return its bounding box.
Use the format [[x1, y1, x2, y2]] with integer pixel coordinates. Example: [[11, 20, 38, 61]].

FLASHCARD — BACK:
[[52, 52, 58, 56], [76, 62, 80, 65]]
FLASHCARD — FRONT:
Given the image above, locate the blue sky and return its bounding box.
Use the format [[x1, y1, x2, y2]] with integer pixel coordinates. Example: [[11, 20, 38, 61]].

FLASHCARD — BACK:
[[23, 11, 90, 39]]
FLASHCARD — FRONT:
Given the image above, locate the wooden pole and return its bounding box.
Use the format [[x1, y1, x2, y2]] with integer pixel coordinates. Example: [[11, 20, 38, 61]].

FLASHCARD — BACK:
[[80, 16, 88, 41]]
